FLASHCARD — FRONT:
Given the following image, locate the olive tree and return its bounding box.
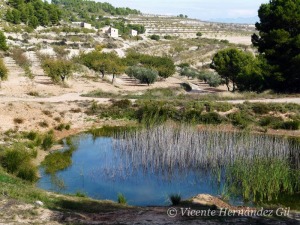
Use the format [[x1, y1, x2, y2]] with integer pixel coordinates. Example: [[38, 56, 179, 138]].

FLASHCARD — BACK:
[[126, 66, 158, 85], [42, 59, 73, 83]]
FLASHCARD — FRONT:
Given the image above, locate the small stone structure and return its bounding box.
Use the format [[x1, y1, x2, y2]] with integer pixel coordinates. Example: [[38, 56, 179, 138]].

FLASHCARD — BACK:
[[72, 22, 92, 29], [130, 29, 138, 36], [107, 27, 119, 38]]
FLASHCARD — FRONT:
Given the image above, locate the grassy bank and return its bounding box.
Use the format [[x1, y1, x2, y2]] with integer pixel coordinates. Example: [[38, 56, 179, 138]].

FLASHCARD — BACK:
[[0, 167, 132, 213], [86, 96, 300, 133]]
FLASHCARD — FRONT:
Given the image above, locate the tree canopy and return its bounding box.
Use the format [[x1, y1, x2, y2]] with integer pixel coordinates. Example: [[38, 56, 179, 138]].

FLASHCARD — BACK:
[[252, 0, 300, 92], [125, 53, 175, 79], [0, 31, 8, 51], [5, 0, 61, 28], [126, 66, 158, 85], [42, 59, 73, 83], [211, 48, 263, 92]]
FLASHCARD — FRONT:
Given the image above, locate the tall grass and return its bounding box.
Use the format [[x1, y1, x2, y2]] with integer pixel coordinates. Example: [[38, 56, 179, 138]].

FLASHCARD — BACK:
[[110, 124, 299, 202]]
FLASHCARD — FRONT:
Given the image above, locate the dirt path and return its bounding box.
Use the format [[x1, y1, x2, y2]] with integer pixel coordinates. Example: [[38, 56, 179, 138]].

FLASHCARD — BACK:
[[1, 92, 300, 104], [0, 93, 111, 104], [224, 98, 300, 104]]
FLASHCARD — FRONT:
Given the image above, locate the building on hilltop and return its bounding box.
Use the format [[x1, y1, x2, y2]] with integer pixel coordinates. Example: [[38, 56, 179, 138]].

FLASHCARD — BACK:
[[130, 29, 138, 36], [107, 27, 119, 38], [71, 22, 92, 29]]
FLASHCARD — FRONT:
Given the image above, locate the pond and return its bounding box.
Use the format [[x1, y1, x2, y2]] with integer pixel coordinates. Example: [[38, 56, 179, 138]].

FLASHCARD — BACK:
[[37, 125, 300, 206]]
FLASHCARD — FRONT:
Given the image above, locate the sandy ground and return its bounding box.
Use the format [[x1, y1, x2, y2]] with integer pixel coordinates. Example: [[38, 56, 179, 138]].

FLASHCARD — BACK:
[[0, 64, 299, 134]]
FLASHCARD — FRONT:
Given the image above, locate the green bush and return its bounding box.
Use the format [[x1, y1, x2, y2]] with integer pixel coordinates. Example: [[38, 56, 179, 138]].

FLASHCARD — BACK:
[[117, 193, 127, 204], [1, 148, 30, 173], [228, 112, 252, 128], [112, 99, 132, 108], [26, 131, 38, 141], [0, 58, 8, 82], [274, 121, 300, 130], [149, 34, 160, 41], [259, 116, 283, 127], [251, 103, 271, 114], [42, 133, 55, 150], [65, 124, 71, 130], [55, 123, 65, 131], [180, 67, 199, 79], [200, 112, 223, 124], [0, 31, 8, 51], [125, 52, 175, 78], [126, 66, 158, 85], [17, 163, 38, 182], [42, 59, 73, 83]]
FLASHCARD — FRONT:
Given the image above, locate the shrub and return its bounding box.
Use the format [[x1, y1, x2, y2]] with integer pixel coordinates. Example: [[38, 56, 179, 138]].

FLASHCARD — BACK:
[[126, 66, 158, 85], [75, 191, 87, 198], [42, 59, 73, 83], [125, 53, 175, 78], [205, 72, 222, 87], [13, 117, 24, 124], [200, 112, 223, 124], [259, 116, 283, 127], [41, 132, 55, 150], [17, 163, 38, 182], [112, 99, 132, 108], [196, 32, 202, 37], [55, 123, 65, 131], [274, 120, 300, 130], [169, 194, 181, 205], [0, 59, 8, 83], [117, 193, 127, 204], [180, 67, 199, 79], [149, 34, 160, 41], [251, 103, 271, 114], [26, 131, 38, 140], [178, 63, 190, 68], [11, 47, 30, 67], [1, 147, 30, 173], [39, 121, 49, 128], [65, 124, 71, 130], [0, 31, 8, 51], [164, 35, 173, 40], [228, 112, 252, 128]]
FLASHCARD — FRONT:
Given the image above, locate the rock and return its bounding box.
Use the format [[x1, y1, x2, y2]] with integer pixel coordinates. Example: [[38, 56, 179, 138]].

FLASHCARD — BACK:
[[191, 194, 243, 210], [35, 200, 44, 207]]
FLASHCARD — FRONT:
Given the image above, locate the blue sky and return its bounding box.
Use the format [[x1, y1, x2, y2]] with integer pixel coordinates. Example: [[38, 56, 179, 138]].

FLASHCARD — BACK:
[[99, 0, 269, 22]]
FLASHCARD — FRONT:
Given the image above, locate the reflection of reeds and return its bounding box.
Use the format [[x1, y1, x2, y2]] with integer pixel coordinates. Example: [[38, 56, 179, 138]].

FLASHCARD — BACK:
[[113, 124, 293, 174]]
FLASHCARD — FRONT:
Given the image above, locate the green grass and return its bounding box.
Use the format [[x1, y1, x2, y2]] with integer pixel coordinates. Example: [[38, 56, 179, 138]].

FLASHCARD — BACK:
[[86, 97, 299, 131], [0, 168, 132, 213], [226, 158, 300, 203], [117, 193, 127, 205]]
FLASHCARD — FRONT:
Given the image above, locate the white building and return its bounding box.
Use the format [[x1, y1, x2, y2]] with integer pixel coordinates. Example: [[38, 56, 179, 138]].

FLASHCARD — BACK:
[[71, 22, 92, 29], [130, 29, 138, 36], [107, 27, 119, 38]]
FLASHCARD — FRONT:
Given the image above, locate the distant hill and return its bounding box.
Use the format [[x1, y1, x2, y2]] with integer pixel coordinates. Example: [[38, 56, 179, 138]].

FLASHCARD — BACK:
[[53, 0, 140, 20], [208, 16, 259, 24]]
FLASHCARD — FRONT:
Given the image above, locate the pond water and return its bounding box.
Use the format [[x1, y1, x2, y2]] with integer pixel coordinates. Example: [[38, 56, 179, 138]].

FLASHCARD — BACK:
[[37, 126, 299, 206]]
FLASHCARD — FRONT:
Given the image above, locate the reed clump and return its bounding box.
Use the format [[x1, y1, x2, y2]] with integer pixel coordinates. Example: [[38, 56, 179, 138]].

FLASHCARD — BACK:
[[111, 124, 299, 203]]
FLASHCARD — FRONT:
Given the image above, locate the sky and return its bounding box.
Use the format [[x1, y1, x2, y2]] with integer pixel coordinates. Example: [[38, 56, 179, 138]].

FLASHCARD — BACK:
[[99, 0, 269, 23]]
